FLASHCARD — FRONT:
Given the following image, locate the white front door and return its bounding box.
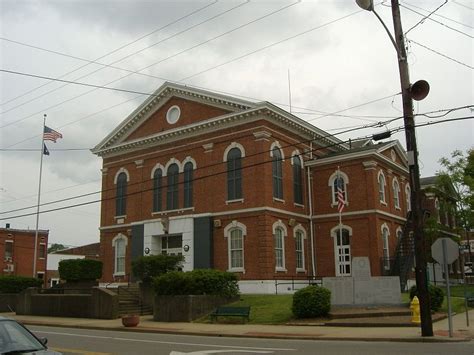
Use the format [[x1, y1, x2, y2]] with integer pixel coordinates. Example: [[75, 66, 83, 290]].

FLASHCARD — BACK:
[[335, 229, 351, 276]]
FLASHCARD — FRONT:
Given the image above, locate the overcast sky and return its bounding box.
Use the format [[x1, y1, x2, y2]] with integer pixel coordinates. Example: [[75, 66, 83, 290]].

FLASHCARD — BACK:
[[0, 0, 472, 248]]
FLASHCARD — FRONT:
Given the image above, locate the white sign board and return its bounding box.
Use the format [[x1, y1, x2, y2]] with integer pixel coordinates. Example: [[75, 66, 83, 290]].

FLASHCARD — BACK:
[[431, 238, 459, 264]]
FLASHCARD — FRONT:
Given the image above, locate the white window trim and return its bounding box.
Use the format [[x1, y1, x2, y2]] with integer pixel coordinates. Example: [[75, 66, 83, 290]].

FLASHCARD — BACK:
[[224, 221, 247, 273], [273, 220, 287, 272], [223, 142, 246, 162], [112, 233, 128, 276], [392, 178, 401, 209], [328, 170, 349, 206], [294, 224, 307, 272], [114, 168, 130, 184], [396, 226, 403, 240], [150, 163, 165, 179], [291, 151, 303, 167], [381, 223, 390, 270], [39, 242, 46, 259], [164, 158, 182, 175], [378, 170, 387, 204], [405, 184, 411, 212], [330, 224, 352, 277], [182, 156, 197, 170], [270, 141, 285, 160]]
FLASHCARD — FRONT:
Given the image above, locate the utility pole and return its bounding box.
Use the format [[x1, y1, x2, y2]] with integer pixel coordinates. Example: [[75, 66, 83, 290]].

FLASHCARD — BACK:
[[390, 0, 433, 336]]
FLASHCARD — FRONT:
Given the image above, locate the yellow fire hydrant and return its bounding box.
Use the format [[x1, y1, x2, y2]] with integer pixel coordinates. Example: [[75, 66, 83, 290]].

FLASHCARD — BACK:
[[410, 296, 421, 324]]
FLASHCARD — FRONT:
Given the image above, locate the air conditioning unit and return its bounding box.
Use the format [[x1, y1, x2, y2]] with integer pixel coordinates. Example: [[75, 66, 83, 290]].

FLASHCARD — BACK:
[[3, 264, 14, 272]]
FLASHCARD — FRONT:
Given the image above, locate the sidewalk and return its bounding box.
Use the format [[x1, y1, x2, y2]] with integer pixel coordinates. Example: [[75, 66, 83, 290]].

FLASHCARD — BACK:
[[2, 310, 473, 343]]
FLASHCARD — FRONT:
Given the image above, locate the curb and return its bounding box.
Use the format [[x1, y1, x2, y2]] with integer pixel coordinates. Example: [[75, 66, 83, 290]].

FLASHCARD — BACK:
[[20, 320, 472, 343]]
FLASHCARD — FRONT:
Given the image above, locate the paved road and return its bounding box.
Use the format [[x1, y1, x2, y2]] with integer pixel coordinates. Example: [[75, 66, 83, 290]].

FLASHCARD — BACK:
[[30, 325, 474, 355]]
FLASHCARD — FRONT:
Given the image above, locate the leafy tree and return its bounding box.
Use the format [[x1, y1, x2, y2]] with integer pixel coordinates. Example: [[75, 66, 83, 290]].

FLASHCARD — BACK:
[[48, 243, 67, 253], [132, 254, 184, 283], [437, 148, 474, 231]]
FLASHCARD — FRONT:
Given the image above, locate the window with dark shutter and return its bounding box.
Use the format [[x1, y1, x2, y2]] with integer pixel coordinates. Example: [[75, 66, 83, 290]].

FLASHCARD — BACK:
[[272, 147, 283, 199], [293, 156, 303, 204], [167, 164, 179, 210], [153, 168, 162, 212], [184, 162, 193, 208], [227, 148, 242, 200], [116, 172, 127, 216]]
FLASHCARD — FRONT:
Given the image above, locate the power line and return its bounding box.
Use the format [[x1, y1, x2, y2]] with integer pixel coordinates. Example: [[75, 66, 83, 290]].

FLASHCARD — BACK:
[[0, 1, 294, 126], [402, 2, 473, 38], [407, 39, 474, 70], [0, 1, 219, 107], [3, 114, 471, 221], [452, 0, 474, 11], [402, 1, 474, 29]]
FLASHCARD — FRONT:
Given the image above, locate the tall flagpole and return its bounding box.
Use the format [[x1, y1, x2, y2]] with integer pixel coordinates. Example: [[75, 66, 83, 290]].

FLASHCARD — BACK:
[[33, 114, 47, 277]]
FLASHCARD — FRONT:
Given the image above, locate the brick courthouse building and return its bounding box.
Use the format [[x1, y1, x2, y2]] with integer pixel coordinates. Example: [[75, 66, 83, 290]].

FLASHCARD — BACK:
[[92, 82, 411, 293]]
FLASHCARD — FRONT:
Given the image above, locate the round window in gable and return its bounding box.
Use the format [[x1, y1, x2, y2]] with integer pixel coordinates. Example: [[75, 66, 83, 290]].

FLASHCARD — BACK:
[[166, 105, 181, 124]]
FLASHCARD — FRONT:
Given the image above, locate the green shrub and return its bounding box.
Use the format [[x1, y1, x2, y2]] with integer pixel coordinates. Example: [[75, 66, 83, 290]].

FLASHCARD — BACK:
[[0, 276, 43, 293], [409, 284, 444, 312], [58, 259, 103, 281], [132, 254, 184, 283], [154, 269, 239, 298], [292, 285, 331, 318]]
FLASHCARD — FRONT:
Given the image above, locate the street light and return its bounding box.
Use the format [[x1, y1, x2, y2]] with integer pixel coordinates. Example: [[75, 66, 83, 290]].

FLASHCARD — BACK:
[[356, 0, 433, 337]]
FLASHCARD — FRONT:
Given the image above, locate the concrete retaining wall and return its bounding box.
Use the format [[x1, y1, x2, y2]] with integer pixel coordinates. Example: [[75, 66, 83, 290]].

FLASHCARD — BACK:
[[154, 295, 237, 322], [16, 287, 118, 319]]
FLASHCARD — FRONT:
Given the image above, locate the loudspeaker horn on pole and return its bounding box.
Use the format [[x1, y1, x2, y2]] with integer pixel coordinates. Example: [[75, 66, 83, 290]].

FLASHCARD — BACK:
[[409, 80, 430, 101]]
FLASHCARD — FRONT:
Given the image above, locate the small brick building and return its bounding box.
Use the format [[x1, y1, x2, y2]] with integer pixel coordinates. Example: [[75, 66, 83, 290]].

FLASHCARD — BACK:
[[92, 82, 411, 292], [0, 224, 49, 285]]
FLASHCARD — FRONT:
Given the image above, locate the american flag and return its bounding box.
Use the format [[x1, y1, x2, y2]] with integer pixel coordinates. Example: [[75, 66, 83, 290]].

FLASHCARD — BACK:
[[337, 176, 345, 213], [43, 126, 62, 142]]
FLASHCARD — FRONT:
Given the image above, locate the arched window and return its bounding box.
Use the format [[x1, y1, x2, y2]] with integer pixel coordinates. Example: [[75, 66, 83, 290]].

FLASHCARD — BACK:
[[272, 147, 283, 199], [112, 234, 127, 276], [273, 220, 287, 271], [224, 221, 246, 272], [167, 163, 179, 210], [331, 225, 351, 276], [115, 171, 128, 216], [405, 184, 411, 212], [153, 168, 163, 212], [183, 162, 193, 208], [294, 226, 306, 271], [329, 170, 348, 207], [227, 148, 242, 200], [393, 178, 400, 209], [382, 224, 390, 270], [292, 154, 303, 204], [378, 170, 386, 203]]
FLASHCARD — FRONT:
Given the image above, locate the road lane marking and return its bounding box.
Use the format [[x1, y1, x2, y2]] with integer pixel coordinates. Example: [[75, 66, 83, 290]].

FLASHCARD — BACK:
[[33, 329, 296, 351], [50, 348, 112, 355], [170, 351, 273, 354]]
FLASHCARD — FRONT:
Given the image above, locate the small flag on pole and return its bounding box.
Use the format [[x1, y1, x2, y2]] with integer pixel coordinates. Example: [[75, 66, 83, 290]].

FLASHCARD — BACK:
[[43, 144, 50, 156], [337, 175, 345, 213], [43, 126, 63, 142]]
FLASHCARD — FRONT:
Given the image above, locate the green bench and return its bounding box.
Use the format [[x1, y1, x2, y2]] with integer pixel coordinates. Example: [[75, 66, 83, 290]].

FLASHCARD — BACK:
[[467, 294, 474, 308], [210, 306, 250, 323]]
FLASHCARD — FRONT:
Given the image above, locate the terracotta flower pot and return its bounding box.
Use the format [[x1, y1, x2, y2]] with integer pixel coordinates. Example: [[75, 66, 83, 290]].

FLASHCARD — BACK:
[[121, 314, 140, 327]]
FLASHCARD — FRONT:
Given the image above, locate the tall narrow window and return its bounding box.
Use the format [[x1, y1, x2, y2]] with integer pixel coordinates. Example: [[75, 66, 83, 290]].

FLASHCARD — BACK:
[[378, 171, 386, 203], [295, 230, 305, 271], [167, 163, 179, 210], [227, 148, 242, 200], [113, 235, 127, 275], [5, 240, 13, 260], [332, 226, 351, 276], [116, 172, 127, 216], [405, 184, 411, 212], [230, 229, 243, 269], [393, 179, 400, 209], [333, 177, 346, 204], [382, 226, 390, 270], [153, 168, 163, 212], [274, 227, 285, 270], [292, 155, 303, 204], [38, 243, 46, 259], [272, 147, 283, 199], [183, 162, 193, 208]]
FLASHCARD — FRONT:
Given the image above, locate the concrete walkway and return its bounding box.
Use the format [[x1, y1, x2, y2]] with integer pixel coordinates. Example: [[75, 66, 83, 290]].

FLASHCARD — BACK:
[[2, 310, 473, 343]]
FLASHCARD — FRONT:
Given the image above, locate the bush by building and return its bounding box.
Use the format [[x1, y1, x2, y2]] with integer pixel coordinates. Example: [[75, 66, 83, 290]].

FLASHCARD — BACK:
[[154, 269, 239, 298], [58, 259, 103, 282], [131, 254, 183, 283], [0, 276, 43, 294], [292, 285, 331, 318], [409, 284, 444, 312]]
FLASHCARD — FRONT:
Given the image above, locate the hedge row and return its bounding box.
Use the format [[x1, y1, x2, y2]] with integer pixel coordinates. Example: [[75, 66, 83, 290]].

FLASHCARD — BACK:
[[0, 276, 43, 294], [154, 269, 239, 298], [132, 254, 183, 283], [58, 259, 103, 281], [292, 285, 331, 318]]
